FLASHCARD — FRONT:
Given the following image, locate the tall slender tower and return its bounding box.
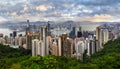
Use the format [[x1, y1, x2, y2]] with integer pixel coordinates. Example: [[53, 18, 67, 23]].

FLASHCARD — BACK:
[[96, 26, 103, 49], [26, 20, 32, 49], [40, 26, 49, 55], [47, 21, 51, 36]]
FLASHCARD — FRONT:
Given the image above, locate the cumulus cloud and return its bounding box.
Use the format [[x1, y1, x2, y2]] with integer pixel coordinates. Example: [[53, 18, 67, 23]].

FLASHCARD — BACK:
[[36, 5, 52, 11], [0, 16, 7, 22], [0, 0, 120, 22], [11, 12, 17, 16]]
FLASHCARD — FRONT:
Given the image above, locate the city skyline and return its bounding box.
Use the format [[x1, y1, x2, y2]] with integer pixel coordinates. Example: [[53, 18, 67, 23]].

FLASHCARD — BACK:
[[0, 0, 120, 23]]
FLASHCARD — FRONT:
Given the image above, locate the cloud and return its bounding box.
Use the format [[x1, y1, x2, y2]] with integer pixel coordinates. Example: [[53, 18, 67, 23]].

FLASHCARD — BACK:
[[11, 12, 17, 16], [0, 16, 7, 22], [36, 5, 52, 11], [0, 0, 120, 22]]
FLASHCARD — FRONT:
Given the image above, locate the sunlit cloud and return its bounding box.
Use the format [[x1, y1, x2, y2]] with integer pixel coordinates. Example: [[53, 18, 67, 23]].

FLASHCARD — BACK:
[[36, 5, 52, 11], [0, 0, 120, 22]]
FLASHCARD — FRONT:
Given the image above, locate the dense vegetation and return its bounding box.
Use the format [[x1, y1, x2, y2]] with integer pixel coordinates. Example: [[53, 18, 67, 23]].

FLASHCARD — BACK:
[[0, 44, 31, 69], [0, 38, 120, 69]]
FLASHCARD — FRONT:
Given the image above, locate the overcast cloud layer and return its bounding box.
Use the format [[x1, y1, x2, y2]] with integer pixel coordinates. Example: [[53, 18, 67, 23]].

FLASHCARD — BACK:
[[0, 0, 120, 22]]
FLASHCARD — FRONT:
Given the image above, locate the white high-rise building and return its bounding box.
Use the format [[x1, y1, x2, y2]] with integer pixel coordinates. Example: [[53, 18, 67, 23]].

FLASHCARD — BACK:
[[32, 39, 45, 56], [0, 37, 5, 44], [38, 41, 44, 56], [48, 36, 61, 56], [103, 29, 109, 44], [74, 37, 85, 60], [41, 26, 49, 55], [32, 39, 39, 56]]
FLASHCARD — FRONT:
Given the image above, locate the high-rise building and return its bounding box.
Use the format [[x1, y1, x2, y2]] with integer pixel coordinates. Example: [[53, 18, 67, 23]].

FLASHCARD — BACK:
[[14, 36, 19, 46], [32, 38, 45, 56], [26, 34, 32, 49], [0, 33, 3, 37], [73, 31, 85, 60], [47, 21, 51, 36], [40, 26, 49, 55], [96, 27, 103, 49], [38, 41, 44, 56], [61, 33, 73, 57], [61, 33, 67, 56], [69, 27, 76, 39], [103, 29, 109, 44], [49, 36, 61, 56], [32, 39, 39, 56], [51, 41, 59, 56], [13, 31, 17, 38], [0, 36, 5, 44]]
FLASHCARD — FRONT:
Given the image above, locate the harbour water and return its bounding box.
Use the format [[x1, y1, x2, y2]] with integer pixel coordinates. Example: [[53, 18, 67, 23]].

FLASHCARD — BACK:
[[0, 28, 25, 36]]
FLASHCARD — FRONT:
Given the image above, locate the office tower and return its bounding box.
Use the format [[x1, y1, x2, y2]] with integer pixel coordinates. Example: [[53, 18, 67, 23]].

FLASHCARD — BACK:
[[13, 31, 17, 38], [4, 36, 8, 44], [103, 29, 109, 44], [61, 33, 67, 56], [58, 37, 61, 56], [6, 36, 14, 45], [25, 20, 40, 49], [0, 33, 3, 37], [41, 26, 47, 40], [46, 36, 52, 54], [69, 27, 76, 39], [51, 41, 59, 56], [74, 31, 85, 59], [40, 26, 49, 55], [96, 27, 103, 49], [95, 40, 99, 52], [74, 40, 85, 60], [14, 36, 19, 46], [96, 27, 100, 41], [49, 36, 61, 56], [32, 38, 46, 56], [0, 36, 5, 44], [26, 34, 32, 49], [109, 32, 114, 40], [75, 26, 82, 36], [77, 31, 82, 37], [47, 21, 51, 36], [38, 41, 44, 56], [32, 39, 39, 56], [61, 33, 73, 57], [18, 35, 25, 48], [18, 36, 23, 47], [26, 33, 40, 49], [86, 36, 99, 56], [89, 40, 95, 55], [83, 31, 89, 38], [26, 20, 31, 49]]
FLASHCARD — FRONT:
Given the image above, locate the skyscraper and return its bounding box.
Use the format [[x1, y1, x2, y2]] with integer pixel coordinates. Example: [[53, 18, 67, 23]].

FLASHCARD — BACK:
[[32, 39, 39, 56], [74, 31, 85, 60], [103, 29, 109, 44], [13, 31, 17, 38], [40, 26, 49, 55], [47, 21, 51, 36], [96, 26, 103, 49], [61, 33, 73, 57]]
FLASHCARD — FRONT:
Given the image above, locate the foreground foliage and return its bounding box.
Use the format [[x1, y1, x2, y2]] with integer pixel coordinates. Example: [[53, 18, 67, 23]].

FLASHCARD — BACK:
[[0, 38, 120, 69]]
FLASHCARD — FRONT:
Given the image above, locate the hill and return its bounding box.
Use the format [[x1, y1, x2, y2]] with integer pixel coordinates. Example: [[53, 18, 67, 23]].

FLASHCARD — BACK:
[[0, 38, 120, 69]]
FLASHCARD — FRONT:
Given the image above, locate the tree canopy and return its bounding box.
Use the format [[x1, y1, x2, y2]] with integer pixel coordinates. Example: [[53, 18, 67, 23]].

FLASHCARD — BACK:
[[0, 38, 120, 69]]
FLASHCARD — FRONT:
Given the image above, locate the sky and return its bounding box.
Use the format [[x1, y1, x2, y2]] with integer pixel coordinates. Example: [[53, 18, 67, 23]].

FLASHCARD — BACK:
[[0, 0, 120, 23]]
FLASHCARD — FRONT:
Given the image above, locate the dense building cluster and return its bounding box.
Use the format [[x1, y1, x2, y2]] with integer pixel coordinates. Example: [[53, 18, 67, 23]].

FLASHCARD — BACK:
[[0, 20, 120, 60]]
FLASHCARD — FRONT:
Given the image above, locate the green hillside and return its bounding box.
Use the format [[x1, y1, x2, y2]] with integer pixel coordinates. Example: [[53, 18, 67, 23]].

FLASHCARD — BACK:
[[0, 38, 120, 69]]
